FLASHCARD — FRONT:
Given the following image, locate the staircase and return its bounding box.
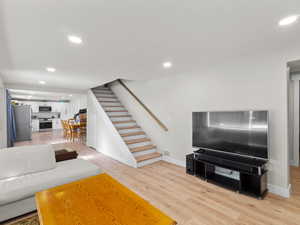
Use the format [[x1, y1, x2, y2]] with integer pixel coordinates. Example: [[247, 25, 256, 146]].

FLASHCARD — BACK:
[[92, 86, 162, 167]]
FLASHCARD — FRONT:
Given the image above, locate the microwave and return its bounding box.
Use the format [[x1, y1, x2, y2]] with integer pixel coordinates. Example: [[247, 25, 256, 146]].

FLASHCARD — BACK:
[[39, 106, 52, 112]]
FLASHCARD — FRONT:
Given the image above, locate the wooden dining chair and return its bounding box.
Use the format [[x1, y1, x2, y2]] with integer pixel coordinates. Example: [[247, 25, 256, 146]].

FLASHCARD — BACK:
[[68, 119, 80, 142], [79, 122, 87, 143], [61, 120, 67, 137], [78, 112, 87, 143], [61, 120, 72, 141]]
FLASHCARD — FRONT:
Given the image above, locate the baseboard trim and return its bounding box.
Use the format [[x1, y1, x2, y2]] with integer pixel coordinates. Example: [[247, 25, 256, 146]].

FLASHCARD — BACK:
[[163, 156, 291, 198], [289, 160, 299, 167], [162, 156, 186, 167], [268, 183, 291, 198]]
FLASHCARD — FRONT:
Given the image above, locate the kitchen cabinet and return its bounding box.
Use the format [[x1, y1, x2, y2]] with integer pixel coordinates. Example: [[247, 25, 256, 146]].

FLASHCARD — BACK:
[[22, 101, 38, 113], [32, 119, 39, 132], [30, 103, 39, 113], [52, 119, 62, 130]]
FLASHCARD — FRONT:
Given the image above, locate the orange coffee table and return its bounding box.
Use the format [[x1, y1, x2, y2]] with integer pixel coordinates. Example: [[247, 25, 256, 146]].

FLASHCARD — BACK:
[[36, 173, 176, 225]]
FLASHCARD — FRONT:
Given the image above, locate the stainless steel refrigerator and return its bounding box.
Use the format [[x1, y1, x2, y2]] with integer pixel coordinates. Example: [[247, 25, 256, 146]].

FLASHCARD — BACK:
[[14, 105, 32, 141]]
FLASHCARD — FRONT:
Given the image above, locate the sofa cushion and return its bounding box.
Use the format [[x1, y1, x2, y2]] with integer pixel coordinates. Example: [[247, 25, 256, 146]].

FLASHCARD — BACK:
[[1, 144, 54, 152], [0, 159, 102, 206], [0, 145, 56, 180]]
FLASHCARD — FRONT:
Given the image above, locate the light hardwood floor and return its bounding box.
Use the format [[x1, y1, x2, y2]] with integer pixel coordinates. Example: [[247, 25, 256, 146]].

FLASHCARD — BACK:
[[16, 131, 300, 225]]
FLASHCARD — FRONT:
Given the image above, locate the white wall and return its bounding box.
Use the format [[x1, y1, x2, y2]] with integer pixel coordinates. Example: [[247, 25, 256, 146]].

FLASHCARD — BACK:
[[0, 76, 7, 148], [66, 94, 87, 119], [110, 50, 300, 197]]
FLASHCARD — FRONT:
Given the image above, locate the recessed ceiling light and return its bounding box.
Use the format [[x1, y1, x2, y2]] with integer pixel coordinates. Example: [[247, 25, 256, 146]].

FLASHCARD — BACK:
[[39, 81, 46, 85], [46, 67, 56, 72], [69, 94, 73, 97], [68, 35, 83, 44], [279, 15, 299, 26], [163, 61, 172, 69]]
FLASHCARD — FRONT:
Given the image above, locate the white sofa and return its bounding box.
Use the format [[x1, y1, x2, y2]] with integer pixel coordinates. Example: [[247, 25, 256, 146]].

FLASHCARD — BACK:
[[0, 145, 102, 222]]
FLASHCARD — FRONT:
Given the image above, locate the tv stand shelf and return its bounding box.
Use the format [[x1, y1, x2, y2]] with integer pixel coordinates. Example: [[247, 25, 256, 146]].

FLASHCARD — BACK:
[[186, 151, 268, 199]]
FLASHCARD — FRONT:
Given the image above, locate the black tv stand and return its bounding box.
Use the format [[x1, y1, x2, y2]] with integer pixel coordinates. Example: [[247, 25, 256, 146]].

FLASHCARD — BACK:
[[186, 149, 268, 199]]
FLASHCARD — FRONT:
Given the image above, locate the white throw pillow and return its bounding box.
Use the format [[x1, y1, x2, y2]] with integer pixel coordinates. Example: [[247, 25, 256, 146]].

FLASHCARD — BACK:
[[0, 144, 56, 180]]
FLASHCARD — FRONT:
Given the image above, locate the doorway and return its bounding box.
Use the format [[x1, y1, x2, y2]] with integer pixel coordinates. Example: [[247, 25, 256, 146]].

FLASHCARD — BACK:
[[287, 60, 300, 167]]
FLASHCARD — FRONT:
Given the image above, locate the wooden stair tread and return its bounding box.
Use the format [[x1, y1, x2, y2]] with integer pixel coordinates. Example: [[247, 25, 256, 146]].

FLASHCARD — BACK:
[[121, 131, 145, 137], [110, 115, 131, 118], [135, 152, 161, 162], [96, 96, 117, 99], [117, 125, 140, 130], [125, 138, 150, 145], [113, 120, 135, 124], [93, 91, 115, 96], [94, 92, 114, 95], [106, 110, 128, 112], [99, 100, 120, 103], [130, 145, 156, 152], [104, 105, 123, 108], [93, 88, 110, 90], [93, 90, 113, 93]]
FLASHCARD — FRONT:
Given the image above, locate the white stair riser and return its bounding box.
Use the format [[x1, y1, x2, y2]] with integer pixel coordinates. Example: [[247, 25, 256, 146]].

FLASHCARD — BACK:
[[128, 141, 152, 148], [106, 111, 128, 114], [110, 117, 133, 122], [100, 102, 121, 106], [97, 97, 117, 101], [114, 122, 136, 127], [123, 134, 147, 141], [132, 149, 156, 157], [107, 112, 130, 116], [93, 87, 109, 89], [96, 91, 115, 94], [118, 128, 142, 134], [94, 90, 114, 94], [94, 87, 109, 90], [93, 90, 114, 95], [98, 98, 121, 102], [93, 88, 111, 91], [94, 93, 117, 99], [114, 122, 137, 128], [99, 99, 116, 104], [137, 157, 162, 167], [104, 107, 126, 111]]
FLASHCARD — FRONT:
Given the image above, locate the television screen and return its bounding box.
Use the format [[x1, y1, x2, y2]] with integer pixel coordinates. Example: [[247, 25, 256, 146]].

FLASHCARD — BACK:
[[192, 111, 268, 159]]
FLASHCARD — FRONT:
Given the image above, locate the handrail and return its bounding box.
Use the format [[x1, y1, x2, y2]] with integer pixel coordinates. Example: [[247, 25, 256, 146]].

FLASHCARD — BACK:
[[117, 79, 168, 131]]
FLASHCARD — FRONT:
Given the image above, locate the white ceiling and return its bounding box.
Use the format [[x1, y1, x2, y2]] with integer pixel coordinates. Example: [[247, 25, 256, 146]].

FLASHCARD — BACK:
[[9, 89, 77, 101], [0, 0, 300, 90]]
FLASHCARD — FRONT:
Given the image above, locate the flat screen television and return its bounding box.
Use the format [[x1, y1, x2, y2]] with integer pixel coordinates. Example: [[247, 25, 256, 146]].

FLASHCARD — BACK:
[[192, 111, 268, 159]]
